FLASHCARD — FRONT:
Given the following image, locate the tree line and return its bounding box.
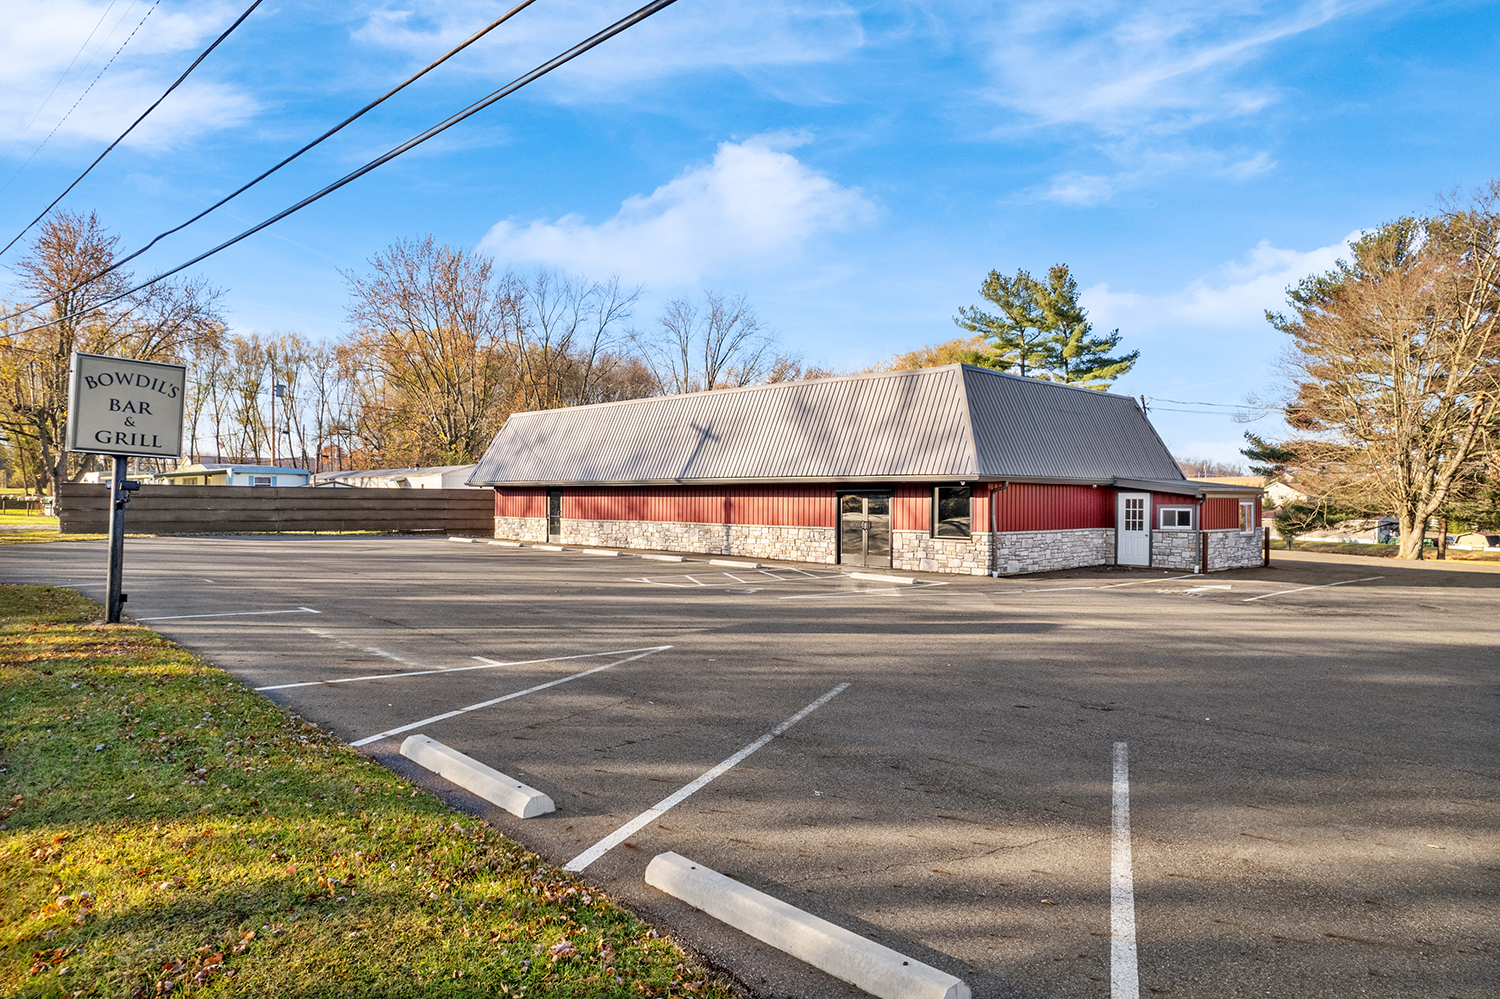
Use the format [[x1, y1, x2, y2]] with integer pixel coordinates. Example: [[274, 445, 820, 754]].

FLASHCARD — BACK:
[[1243, 182, 1500, 558], [0, 215, 830, 495]]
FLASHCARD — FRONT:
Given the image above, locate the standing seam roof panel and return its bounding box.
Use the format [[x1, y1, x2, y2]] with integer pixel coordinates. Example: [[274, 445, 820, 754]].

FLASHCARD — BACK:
[[470, 364, 1176, 485]]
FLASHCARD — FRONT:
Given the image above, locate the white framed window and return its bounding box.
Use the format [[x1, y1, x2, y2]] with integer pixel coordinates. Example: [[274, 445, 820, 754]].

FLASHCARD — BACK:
[[1159, 506, 1194, 530], [252, 475, 272, 486], [1238, 501, 1256, 533]]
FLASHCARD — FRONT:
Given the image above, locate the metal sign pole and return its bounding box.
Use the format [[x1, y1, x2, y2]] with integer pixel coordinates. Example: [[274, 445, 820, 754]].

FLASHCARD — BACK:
[[106, 455, 128, 623]]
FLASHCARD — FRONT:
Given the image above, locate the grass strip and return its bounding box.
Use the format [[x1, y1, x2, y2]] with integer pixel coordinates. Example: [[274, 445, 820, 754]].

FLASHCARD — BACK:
[[0, 585, 733, 999], [0, 533, 106, 547], [1289, 540, 1500, 562]]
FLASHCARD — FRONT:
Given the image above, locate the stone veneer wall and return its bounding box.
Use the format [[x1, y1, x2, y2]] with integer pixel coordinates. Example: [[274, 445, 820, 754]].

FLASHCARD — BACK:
[[1207, 528, 1263, 570], [1151, 529, 1200, 569], [496, 516, 839, 564], [1150, 528, 1265, 570], [992, 528, 1117, 575], [893, 528, 1117, 575], [495, 515, 547, 542], [892, 531, 993, 576], [496, 516, 1135, 576]]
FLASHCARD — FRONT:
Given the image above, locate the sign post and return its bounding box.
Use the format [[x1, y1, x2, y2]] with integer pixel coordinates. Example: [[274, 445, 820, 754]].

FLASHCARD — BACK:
[[65, 353, 187, 623]]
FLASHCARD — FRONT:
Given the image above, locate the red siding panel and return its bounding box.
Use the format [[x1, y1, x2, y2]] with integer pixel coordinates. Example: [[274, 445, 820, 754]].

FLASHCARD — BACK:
[[495, 488, 545, 518], [992, 483, 1113, 531], [562, 485, 838, 527], [1202, 497, 1240, 530], [892, 484, 930, 532]]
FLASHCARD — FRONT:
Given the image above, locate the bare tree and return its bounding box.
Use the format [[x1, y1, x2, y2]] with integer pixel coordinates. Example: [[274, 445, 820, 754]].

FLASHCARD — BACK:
[[633, 291, 778, 394], [344, 237, 512, 466], [1266, 185, 1500, 559], [0, 212, 224, 492], [508, 270, 640, 411]]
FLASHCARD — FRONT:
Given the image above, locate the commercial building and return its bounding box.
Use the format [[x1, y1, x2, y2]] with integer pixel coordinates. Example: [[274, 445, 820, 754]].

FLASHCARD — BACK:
[[469, 364, 1264, 575]]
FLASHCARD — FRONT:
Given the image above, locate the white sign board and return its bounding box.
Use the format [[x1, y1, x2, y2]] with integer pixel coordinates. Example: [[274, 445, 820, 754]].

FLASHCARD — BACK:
[[65, 352, 187, 458]]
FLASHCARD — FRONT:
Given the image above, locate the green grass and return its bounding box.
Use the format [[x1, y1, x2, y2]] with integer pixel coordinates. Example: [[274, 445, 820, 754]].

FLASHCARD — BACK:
[[0, 532, 103, 547], [0, 514, 58, 529], [0, 585, 732, 999], [1288, 539, 1500, 562]]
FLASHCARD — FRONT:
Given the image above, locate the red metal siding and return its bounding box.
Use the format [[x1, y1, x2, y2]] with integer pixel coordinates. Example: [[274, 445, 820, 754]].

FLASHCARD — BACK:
[[562, 485, 838, 528], [892, 484, 930, 532], [1203, 497, 1241, 530], [495, 487, 546, 518], [992, 483, 1113, 531]]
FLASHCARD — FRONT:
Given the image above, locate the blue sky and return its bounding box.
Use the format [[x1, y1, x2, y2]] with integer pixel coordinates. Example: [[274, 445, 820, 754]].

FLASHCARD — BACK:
[[2, 0, 1497, 464]]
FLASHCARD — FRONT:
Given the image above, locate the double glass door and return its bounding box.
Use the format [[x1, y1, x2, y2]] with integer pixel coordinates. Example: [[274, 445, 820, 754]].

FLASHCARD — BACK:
[[839, 493, 892, 567]]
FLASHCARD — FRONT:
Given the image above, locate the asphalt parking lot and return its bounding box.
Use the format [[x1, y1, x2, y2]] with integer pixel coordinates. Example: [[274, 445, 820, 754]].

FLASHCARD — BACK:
[[5, 537, 1497, 999]]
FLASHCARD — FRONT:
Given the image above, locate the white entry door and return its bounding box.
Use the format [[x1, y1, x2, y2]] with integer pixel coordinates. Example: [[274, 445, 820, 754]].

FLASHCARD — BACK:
[[1117, 492, 1150, 566]]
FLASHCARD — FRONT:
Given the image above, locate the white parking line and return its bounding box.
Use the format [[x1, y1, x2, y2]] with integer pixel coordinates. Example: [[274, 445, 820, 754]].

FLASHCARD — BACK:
[[779, 582, 950, 600], [138, 606, 321, 622], [256, 645, 671, 692], [1112, 741, 1139, 999], [564, 683, 851, 873], [1241, 575, 1383, 602], [349, 647, 667, 748], [1020, 574, 1200, 594]]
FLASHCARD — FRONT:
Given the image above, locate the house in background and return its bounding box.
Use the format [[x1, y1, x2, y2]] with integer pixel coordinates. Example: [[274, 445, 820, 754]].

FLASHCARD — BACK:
[[144, 463, 313, 487], [311, 464, 481, 489], [470, 364, 1264, 576]]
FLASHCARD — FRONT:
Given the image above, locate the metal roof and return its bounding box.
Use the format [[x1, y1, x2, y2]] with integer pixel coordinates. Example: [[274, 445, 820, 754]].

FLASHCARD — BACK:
[[470, 364, 1190, 487]]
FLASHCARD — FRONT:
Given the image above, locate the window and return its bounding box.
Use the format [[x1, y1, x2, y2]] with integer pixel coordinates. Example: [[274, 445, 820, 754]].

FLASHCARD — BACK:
[[1238, 501, 1256, 533], [1159, 506, 1194, 529], [1123, 496, 1145, 532], [252, 476, 272, 487], [933, 486, 971, 537]]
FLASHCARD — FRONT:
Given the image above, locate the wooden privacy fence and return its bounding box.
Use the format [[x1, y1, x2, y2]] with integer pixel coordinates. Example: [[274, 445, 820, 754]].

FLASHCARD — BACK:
[[57, 484, 494, 535]]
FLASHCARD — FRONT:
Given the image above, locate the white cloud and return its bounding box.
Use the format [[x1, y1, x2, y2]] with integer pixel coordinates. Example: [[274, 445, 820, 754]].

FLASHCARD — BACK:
[[1083, 232, 1358, 336], [353, 0, 867, 99], [977, 0, 1364, 135], [479, 133, 875, 286], [0, 1, 256, 151]]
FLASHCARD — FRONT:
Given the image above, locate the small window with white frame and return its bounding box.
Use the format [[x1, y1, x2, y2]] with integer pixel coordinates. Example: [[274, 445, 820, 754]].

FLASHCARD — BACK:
[[1238, 501, 1256, 533], [1158, 506, 1194, 530], [252, 475, 273, 487]]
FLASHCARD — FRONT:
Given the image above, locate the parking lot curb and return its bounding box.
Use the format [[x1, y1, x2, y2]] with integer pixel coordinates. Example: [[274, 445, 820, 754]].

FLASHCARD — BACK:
[[640, 554, 686, 562], [399, 735, 555, 818], [644, 852, 970, 999], [533, 544, 568, 551], [489, 540, 523, 547], [710, 559, 763, 568], [447, 537, 478, 544], [849, 572, 917, 585], [583, 549, 622, 556]]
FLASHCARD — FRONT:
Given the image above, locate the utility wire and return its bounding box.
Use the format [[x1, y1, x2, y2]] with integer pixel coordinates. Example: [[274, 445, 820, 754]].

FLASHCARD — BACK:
[[12, 0, 121, 146], [0, 0, 261, 260], [0, 2, 161, 207], [1, 0, 539, 308], [16, 0, 683, 335]]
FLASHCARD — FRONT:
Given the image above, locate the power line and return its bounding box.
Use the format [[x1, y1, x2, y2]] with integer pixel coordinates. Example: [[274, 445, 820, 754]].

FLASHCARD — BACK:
[[11, 0, 122, 147], [16, 0, 684, 336], [0, 0, 262, 260], [1, 0, 539, 312], [0, 2, 161, 204]]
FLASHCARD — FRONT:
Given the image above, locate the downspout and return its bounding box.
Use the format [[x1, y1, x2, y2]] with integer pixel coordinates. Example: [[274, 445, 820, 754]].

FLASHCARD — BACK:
[[988, 481, 1007, 577], [1197, 494, 1207, 574]]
